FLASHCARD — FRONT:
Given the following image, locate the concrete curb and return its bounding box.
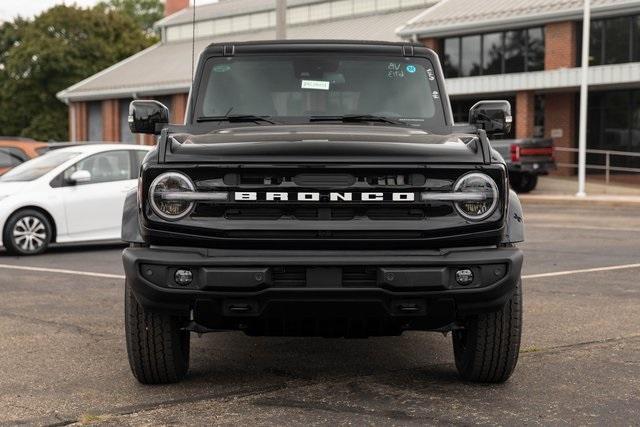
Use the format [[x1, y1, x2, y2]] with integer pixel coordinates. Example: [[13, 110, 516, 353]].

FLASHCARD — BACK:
[[519, 194, 640, 207]]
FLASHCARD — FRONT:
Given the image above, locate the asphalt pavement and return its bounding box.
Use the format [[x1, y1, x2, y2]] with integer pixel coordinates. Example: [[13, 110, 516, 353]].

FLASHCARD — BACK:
[[0, 201, 639, 425]]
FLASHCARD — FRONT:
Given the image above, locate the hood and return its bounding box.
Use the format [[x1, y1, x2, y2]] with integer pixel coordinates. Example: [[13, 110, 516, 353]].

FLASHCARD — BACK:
[[0, 181, 29, 198], [165, 125, 483, 164]]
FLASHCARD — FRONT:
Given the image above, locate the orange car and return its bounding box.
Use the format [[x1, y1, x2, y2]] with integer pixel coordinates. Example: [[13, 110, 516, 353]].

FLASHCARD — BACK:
[[0, 138, 50, 175]]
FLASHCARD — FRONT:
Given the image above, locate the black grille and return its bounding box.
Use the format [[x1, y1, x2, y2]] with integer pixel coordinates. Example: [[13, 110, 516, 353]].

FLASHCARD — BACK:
[[270, 266, 377, 288]]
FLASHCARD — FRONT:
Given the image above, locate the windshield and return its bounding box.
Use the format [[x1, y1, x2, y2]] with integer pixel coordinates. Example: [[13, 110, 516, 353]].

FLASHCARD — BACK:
[[197, 54, 446, 129], [0, 151, 79, 182]]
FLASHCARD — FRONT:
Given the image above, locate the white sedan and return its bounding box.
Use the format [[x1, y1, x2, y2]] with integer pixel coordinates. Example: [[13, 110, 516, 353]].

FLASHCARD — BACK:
[[0, 144, 151, 255]]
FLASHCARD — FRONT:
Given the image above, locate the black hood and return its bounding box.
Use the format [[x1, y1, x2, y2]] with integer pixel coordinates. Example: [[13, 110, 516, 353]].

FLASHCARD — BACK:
[[163, 125, 483, 164]]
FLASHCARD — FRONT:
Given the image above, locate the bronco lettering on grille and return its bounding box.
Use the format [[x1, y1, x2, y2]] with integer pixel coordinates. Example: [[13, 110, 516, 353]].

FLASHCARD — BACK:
[[234, 192, 415, 202]]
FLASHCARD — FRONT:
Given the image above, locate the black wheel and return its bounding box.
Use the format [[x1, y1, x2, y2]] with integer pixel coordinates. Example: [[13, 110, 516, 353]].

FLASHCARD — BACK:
[[452, 279, 522, 383], [2, 209, 52, 256], [510, 172, 538, 193], [125, 280, 190, 384]]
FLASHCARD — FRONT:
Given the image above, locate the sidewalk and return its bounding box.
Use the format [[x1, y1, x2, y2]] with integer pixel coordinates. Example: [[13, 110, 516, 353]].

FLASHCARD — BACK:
[[519, 176, 640, 206]]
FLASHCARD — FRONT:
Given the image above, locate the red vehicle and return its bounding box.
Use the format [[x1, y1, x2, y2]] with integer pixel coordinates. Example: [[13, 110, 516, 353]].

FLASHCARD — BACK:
[[0, 138, 50, 175]]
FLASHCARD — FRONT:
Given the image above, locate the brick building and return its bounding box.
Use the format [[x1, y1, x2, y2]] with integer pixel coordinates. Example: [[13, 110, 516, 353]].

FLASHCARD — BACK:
[[397, 0, 640, 174]]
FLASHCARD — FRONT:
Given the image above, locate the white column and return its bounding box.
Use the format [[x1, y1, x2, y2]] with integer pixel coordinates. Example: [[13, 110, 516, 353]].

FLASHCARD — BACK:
[[577, 0, 590, 197]]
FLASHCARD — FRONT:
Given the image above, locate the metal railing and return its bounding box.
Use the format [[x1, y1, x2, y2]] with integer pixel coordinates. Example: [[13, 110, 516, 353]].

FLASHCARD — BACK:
[[554, 147, 640, 185]]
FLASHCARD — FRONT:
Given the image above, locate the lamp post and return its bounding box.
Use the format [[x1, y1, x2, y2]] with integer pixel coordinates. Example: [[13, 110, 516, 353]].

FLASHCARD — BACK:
[[577, 0, 590, 197]]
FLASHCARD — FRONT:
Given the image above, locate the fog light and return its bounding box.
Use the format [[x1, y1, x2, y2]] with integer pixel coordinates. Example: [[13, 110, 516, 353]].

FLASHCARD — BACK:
[[455, 269, 474, 286], [175, 269, 193, 286]]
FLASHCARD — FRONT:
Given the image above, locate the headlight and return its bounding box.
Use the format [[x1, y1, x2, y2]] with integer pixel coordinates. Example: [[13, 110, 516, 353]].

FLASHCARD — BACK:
[[149, 172, 195, 220], [453, 172, 499, 221]]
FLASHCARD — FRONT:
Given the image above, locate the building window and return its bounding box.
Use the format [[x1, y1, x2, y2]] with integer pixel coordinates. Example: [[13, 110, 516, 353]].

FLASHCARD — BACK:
[[443, 27, 545, 78], [460, 35, 481, 77], [443, 38, 460, 78], [87, 102, 103, 142], [527, 27, 545, 71], [587, 89, 640, 171], [482, 32, 503, 75], [504, 30, 526, 73], [587, 14, 640, 66], [119, 99, 135, 144]]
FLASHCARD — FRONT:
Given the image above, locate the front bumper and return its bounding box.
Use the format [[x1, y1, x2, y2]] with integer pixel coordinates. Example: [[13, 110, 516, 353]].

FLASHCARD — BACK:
[[123, 246, 522, 336]]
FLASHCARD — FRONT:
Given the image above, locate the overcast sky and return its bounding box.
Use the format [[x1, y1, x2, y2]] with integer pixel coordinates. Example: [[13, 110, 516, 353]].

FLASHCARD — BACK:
[[0, 0, 218, 22]]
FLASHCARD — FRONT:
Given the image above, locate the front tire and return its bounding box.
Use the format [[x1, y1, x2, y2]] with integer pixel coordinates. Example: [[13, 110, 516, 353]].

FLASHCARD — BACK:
[[452, 279, 522, 383], [2, 209, 52, 256], [125, 280, 190, 384]]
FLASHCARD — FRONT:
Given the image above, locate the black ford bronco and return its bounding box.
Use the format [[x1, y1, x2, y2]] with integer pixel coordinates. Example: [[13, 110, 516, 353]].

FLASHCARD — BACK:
[[122, 41, 524, 385]]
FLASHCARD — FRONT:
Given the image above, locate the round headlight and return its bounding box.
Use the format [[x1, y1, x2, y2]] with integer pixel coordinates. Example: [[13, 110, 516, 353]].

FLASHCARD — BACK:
[[149, 172, 195, 220], [453, 172, 499, 221]]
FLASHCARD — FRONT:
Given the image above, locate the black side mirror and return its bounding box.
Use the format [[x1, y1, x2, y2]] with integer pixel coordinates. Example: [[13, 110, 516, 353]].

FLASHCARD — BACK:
[[469, 100, 512, 136], [128, 100, 169, 135]]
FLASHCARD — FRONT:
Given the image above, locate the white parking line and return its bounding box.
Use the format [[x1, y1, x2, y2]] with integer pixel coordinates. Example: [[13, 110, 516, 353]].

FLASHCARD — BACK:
[[0, 263, 125, 280], [2, 262, 640, 282], [526, 223, 640, 233], [523, 263, 640, 280]]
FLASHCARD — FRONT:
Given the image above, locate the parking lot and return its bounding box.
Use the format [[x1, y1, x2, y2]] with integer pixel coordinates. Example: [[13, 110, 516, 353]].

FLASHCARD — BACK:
[[1, 201, 639, 425]]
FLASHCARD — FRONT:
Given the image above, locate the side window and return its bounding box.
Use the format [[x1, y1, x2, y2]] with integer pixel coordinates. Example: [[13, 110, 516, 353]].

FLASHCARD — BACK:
[[64, 151, 132, 185], [0, 148, 27, 167], [132, 150, 148, 178]]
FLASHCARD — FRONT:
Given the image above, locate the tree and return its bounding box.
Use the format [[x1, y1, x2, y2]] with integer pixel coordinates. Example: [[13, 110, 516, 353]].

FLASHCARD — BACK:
[[96, 0, 164, 34], [0, 5, 158, 141]]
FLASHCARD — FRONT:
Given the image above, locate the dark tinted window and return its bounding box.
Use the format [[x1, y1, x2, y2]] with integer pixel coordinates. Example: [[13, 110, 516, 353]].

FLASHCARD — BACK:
[[443, 37, 460, 78], [198, 54, 446, 129], [483, 32, 503, 75], [87, 101, 103, 142], [634, 16, 640, 62], [461, 35, 481, 76], [443, 27, 544, 78], [119, 99, 136, 144], [527, 28, 545, 71], [504, 30, 526, 73], [589, 20, 604, 65], [604, 17, 631, 64]]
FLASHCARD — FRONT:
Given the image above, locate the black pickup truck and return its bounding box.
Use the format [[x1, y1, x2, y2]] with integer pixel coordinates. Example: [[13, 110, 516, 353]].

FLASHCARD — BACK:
[[122, 41, 525, 385], [492, 138, 555, 193]]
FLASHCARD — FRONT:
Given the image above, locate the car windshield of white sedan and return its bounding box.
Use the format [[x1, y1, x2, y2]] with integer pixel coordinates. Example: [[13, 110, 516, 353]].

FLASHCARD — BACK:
[[0, 151, 79, 182]]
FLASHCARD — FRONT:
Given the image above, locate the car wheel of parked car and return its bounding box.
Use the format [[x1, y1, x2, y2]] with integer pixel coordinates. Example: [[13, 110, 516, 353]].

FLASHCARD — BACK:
[[125, 280, 190, 384], [452, 278, 522, 383], [510, 172, 538, 193], [3, 209, 52, 256]]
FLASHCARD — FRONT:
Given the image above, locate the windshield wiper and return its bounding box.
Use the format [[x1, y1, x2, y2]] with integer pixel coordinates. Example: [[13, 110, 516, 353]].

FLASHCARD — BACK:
[[197, 114, 276, 124], [309, 114, 407, 126]]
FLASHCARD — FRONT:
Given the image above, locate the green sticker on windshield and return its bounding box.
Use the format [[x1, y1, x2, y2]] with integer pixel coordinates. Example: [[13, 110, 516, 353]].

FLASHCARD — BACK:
[[213, 64, 231, 73]]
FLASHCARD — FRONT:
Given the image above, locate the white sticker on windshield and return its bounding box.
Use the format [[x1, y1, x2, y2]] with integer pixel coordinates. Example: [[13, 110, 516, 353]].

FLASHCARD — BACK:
[[301, 80, 330, 90]]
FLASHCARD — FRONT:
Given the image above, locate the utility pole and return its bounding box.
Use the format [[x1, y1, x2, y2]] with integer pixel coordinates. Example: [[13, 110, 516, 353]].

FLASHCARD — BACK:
[[276, 0, 287, 40], [577, 0, 590, 197]]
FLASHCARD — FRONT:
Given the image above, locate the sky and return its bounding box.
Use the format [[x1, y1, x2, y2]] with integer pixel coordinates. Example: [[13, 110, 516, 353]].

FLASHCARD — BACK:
[[0, 0, 218, 22]]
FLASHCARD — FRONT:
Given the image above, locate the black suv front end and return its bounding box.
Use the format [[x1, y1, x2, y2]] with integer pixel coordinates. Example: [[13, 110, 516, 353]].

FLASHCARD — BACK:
[[121, 40, 524, 385]]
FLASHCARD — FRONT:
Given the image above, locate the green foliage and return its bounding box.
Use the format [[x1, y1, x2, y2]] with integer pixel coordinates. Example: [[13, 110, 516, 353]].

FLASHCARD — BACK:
[[0, 5, 158, 141], [96, 0, 164, 34]]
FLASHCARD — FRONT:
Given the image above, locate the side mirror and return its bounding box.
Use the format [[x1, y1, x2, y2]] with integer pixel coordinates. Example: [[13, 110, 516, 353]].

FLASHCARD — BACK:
[[469, 100, 512, 136], [69, 170, 91, 184], [128, 100, 169, 135]]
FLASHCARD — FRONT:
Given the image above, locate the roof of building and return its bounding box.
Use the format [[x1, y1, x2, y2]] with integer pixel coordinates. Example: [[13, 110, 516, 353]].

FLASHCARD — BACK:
[[397, 0, 640, 38], [57, 7, 426, 102], [156, 0, 329, 27]]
